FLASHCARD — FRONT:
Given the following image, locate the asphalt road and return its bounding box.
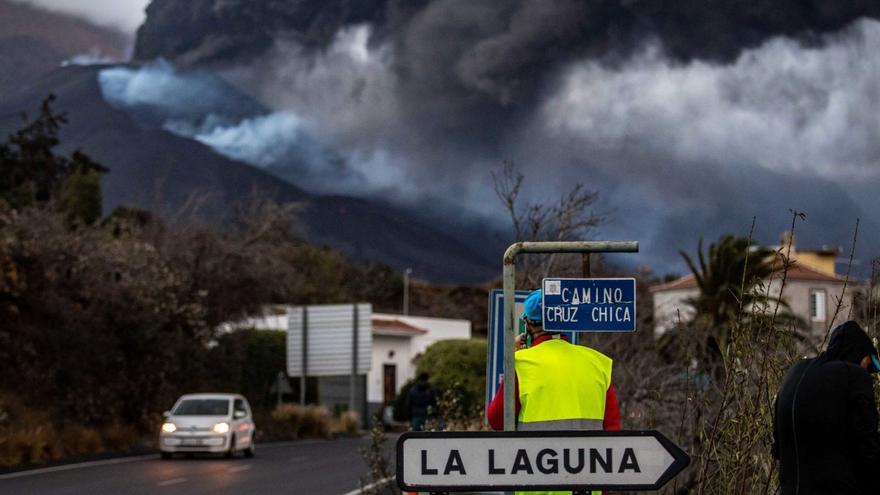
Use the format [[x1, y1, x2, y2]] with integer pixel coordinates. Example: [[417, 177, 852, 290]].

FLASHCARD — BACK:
[[0, 437, 393, 495]]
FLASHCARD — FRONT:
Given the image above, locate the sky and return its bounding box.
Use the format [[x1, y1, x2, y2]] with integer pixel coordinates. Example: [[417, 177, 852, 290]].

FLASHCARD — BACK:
[[14, 0, 148, 32]]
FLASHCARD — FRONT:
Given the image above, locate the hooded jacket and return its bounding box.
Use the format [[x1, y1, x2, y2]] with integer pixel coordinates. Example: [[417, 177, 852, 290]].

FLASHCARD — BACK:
[[407, 378, 437, 418], [773, 321, 880, 494]]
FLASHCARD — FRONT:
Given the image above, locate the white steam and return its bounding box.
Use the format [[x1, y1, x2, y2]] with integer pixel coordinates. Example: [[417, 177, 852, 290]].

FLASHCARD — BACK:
[[97, 61, 365, 194], [61, 48, 117, 67], [168, 114, 304, 168], [220, 24, 414, 195], [542, 19, 880, 185]]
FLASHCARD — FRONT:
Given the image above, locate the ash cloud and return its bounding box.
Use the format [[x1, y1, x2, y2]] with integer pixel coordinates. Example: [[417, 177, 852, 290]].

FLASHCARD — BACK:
[[129, 0, 880, 273]]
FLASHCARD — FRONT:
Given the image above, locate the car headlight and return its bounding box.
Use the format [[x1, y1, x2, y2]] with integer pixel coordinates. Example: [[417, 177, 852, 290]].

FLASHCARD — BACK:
[[212, 422, 229, 434], [161, 422, 177, 433]]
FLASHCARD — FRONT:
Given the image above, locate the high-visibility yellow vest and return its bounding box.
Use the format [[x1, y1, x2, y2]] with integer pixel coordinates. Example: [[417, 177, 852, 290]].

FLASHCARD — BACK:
[[514, 338, 613, 495]]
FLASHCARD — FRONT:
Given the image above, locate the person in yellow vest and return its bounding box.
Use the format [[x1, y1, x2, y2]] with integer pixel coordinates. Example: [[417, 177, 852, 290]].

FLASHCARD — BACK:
[[487, 289, 620, 495]]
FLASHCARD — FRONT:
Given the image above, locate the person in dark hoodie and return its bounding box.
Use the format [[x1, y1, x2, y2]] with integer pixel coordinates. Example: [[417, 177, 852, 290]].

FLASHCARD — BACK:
[[773, 320, 880, 494], [407, 373, 437, 431]]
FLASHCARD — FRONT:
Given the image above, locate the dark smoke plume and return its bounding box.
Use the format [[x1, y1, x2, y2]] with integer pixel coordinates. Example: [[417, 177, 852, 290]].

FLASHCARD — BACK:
[[130, 1, 880, 274], [135, 0, 880, 103]]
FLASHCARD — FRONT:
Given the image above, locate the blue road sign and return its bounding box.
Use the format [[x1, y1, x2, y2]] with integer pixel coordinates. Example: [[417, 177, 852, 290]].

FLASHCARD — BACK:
[[485, 290, 577, 409], [542, 278, 637, 332]]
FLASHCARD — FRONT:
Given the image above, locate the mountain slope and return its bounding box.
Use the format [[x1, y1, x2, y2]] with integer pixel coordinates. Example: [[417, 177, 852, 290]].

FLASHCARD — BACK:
[[0, 0, 129, 94], [0, 65, 498, 283]]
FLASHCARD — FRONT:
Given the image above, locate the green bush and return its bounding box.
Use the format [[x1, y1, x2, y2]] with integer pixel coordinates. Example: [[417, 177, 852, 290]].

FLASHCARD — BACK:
[[415, 339, 487, 420], [207, 329, 288, 411]]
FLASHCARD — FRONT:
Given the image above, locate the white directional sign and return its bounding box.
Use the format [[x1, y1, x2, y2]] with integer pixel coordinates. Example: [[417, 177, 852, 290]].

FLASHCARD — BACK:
[[397, 431, 689, 492]]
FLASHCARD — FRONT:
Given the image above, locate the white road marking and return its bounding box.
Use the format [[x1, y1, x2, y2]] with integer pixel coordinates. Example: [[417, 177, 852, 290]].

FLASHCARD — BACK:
[[340, 476, 394, 495], [228, 465, 253, 473], [157, 477, 187, 487], [0, 454, 157, 480]]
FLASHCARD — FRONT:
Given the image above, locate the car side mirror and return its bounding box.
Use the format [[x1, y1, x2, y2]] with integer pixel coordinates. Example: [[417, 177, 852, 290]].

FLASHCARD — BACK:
[[162, 411, 171, 418], [234, 410, 246, 419]]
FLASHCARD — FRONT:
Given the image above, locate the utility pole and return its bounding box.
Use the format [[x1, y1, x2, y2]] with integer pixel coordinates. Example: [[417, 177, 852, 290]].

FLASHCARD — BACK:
[[403, 268, 412, 315]]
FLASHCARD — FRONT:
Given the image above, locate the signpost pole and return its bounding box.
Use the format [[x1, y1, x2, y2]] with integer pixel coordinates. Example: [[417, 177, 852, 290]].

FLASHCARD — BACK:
[[276, 371, 284, 407], [301, 306, 308, 405], [502, 242, 639, 433], [576, 253, 592, 347], [350, 304, 359, 416]]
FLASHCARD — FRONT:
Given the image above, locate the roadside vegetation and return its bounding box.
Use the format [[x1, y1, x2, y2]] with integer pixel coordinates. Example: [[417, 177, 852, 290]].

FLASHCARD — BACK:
[[368, 165, 876, 495], [0, 98, 423, 466], [3, 97, 877, 495]]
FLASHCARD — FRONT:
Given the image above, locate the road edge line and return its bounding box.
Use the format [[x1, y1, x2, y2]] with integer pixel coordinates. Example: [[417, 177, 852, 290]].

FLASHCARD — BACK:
[[0, 454, 157, 480], [340, 475, 395, 495]]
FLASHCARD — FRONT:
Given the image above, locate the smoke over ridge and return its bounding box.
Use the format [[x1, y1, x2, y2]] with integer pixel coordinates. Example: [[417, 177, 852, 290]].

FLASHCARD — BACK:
[[98, 62, 365, 194], [124, 1, 880, 273]]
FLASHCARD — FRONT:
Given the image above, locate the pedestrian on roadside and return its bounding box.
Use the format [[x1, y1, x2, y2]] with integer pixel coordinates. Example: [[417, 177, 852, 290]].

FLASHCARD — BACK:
[[487, 289, 621, 495], [408, 372, 437, 431], [773, 320, 880, 494]]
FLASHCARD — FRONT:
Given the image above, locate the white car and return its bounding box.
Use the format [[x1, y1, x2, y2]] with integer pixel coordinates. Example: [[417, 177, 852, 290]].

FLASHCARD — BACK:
[[159, 393, 256, 459]]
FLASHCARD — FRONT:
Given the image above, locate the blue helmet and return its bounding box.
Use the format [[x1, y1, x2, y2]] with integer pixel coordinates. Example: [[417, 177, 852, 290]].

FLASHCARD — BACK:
[[522, 290, 543, 323]]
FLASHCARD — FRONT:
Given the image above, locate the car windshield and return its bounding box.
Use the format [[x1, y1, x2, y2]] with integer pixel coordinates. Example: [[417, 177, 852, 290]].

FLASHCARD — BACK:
[[172, 399, 229, 416]]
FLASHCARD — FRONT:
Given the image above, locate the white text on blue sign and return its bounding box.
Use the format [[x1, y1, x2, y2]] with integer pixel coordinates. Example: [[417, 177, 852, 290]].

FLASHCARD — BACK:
[[542, 278, 637, 332]]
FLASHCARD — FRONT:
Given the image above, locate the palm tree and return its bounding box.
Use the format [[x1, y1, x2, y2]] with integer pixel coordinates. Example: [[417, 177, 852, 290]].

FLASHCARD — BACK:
[[672, 235, 789, 370], [681, 235, 776, 329]]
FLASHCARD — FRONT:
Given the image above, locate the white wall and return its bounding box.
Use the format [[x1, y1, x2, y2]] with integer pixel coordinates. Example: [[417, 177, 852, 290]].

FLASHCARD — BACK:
[[652, 288, 698, 336], [390, 314, 473, 356], [652, 280, 859, 343], [367, 314, 472, 405], [225, 309, 472, 406], [233, 313, 288, 331], [367, 335, 413, 404]]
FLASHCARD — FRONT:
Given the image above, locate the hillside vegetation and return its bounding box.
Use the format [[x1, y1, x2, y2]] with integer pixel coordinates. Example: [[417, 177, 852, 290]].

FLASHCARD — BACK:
[[0, 97, 412, 465]]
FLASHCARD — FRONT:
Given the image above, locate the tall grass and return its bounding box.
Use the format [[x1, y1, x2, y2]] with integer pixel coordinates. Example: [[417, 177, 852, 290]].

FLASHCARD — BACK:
[[0, 396, 146, 466]]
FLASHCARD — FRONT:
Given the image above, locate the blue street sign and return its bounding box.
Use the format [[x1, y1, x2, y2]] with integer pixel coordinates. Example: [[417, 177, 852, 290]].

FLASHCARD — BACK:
[[542, 278, 637, 332], [485, 289, 577, 409]]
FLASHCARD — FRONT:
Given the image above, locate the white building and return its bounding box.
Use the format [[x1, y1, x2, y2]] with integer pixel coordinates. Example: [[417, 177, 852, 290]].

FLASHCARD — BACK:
[[223, 307, 472, 421], [367, 313, 472, 418], [652, 234, 856, 340]]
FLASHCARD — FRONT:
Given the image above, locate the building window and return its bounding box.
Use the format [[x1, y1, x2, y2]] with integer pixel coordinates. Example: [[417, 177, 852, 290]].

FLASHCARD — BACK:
[[810, 290, 826, 322]]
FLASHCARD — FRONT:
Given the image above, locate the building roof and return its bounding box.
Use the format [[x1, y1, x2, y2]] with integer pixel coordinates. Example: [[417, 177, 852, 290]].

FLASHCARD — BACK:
[[650, 263, 849, 293], [372, 317, 429, 337]]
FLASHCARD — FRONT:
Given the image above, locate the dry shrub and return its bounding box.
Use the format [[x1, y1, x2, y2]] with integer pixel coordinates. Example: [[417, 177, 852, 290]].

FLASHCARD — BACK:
[[299, 405, 332, 439], [332, 411, 360, 436], [271, 403, 304, 438], [59, 426, 103, 456], [102, 423, 140, 451], [358, 422, 400, 495], [0, 425, 61, 465], [271, 404, 332, 439], [0, 395, 63, 466]]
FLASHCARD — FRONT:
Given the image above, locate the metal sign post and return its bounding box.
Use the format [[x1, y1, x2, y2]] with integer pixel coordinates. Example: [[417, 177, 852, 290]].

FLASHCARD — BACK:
[[397, 430, 689, 492], [502, 241, 639, 432], [349, 304, 359, 416], [301, 307, 308, 405], [485, 289, 577, 410]]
